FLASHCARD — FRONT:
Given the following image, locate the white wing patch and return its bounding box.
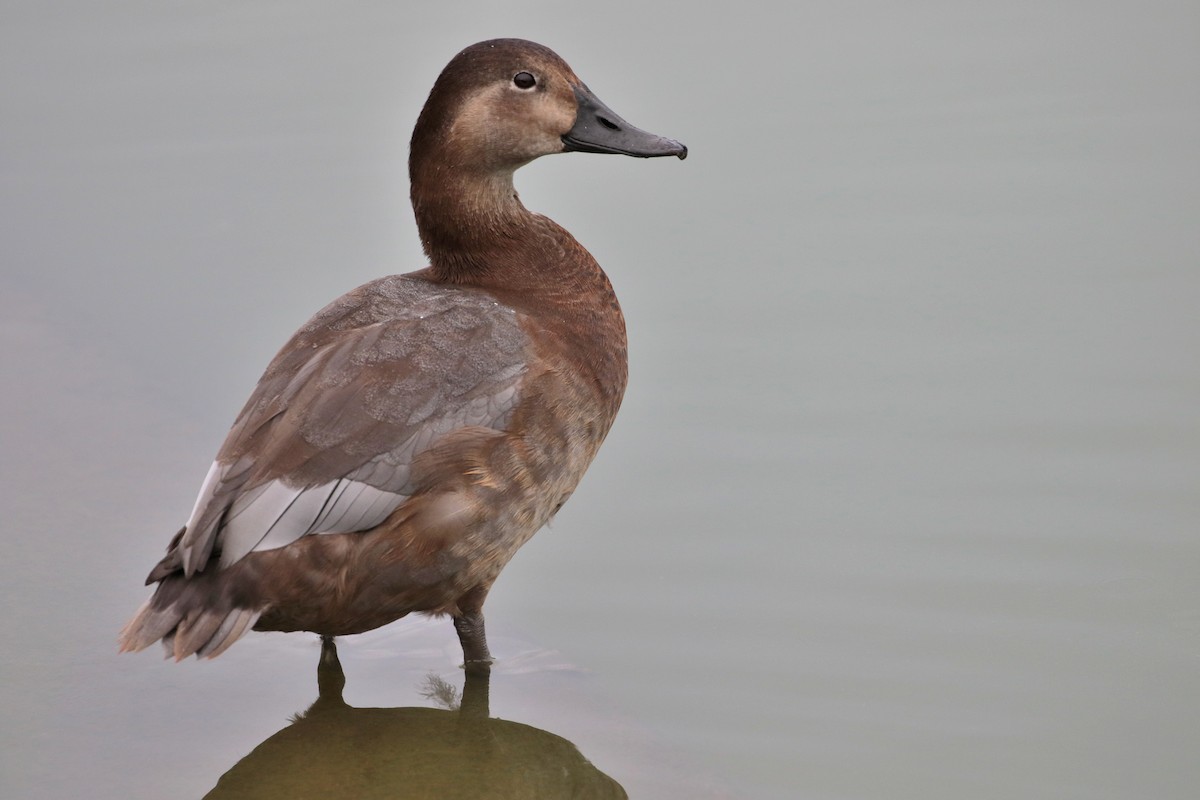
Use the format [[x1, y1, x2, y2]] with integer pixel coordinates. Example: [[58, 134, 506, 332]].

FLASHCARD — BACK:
[[197, 469, 410, 568], [310, 478, 401, 534], [181, 462, 223, 542]]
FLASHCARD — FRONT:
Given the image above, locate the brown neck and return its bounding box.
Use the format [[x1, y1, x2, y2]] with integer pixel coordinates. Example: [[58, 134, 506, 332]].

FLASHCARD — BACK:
[[411, 165, 527, 283], [410, 160, 609, 298]]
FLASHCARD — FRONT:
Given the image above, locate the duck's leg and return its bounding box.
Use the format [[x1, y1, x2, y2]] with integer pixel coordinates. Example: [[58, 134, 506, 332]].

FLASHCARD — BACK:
[[316, 635, 346, 703], [458, 663, 491, 721], [452, 586, 493, 673]]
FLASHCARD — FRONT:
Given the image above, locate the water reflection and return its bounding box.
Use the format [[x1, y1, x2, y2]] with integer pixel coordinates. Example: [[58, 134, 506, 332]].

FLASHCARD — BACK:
[[203, 638, 627, 799]]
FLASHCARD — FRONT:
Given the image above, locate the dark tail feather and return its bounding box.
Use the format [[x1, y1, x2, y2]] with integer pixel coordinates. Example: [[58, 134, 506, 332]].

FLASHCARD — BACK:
[[118, 570, 262, 660]]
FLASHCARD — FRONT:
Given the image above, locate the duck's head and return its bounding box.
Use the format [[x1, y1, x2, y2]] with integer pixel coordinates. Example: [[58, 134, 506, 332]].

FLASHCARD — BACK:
[[410, 38, 687, 179]]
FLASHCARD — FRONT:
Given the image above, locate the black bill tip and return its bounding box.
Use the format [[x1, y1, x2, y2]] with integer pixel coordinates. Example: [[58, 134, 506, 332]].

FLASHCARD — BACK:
[[562, 84, 687, 160]]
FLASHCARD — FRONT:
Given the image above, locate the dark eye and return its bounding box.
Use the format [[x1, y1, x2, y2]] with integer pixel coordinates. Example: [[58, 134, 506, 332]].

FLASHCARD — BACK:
[[512, 71, 536, 90]]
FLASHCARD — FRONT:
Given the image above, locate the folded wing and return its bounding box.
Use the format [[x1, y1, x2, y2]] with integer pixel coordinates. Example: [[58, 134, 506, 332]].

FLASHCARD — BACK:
[[148, 275, 528, 582]]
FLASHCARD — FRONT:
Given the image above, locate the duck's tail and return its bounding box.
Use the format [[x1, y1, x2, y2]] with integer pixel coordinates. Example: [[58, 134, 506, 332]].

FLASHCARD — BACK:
[[118, 569, 262, 660]]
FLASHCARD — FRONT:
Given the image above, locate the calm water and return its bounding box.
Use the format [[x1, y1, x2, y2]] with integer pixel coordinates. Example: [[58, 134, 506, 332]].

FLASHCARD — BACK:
[[3, 2, 1199, 798]]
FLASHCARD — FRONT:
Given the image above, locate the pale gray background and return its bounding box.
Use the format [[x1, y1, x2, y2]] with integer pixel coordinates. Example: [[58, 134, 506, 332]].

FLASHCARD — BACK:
[[3, 2, 1198, 798]]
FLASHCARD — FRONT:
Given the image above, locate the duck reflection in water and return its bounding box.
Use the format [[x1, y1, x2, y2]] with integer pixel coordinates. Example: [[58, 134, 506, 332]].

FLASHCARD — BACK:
[[204, 638, 627, 799]]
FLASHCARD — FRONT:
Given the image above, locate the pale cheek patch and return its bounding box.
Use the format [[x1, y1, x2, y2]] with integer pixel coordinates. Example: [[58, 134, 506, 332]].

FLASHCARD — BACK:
[[450, 84, 571, 165]]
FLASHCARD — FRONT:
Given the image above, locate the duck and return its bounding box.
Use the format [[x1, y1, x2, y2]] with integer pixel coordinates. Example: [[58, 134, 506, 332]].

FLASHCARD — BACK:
[[118, 38, 686, 671]]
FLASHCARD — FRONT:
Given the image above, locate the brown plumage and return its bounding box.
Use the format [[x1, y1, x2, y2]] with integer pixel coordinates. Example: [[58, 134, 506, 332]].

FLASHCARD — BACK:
[[119, 38, 685, 669]]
